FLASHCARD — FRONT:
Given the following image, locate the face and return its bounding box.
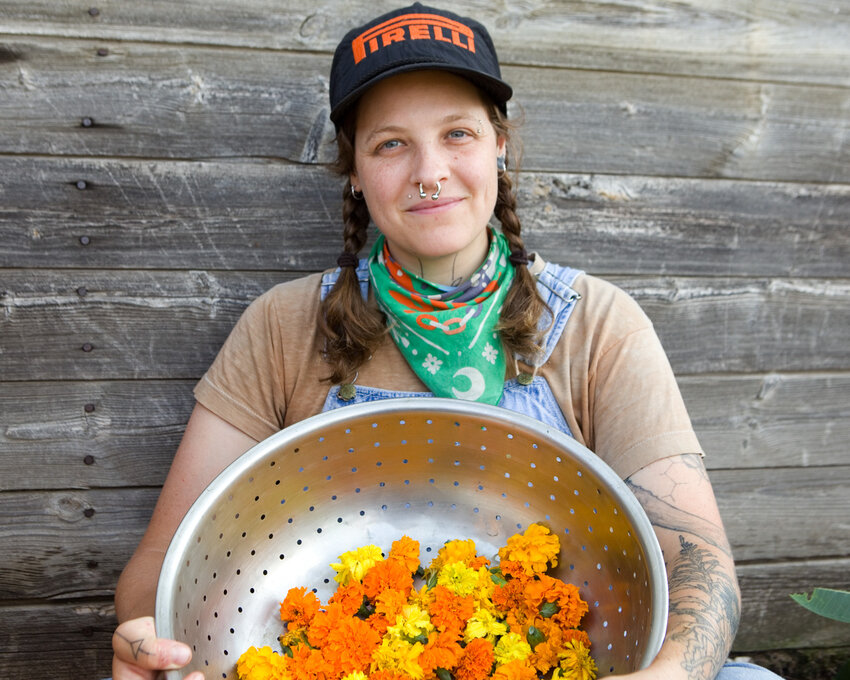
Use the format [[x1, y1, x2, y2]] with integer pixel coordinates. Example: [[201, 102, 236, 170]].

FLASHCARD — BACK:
[[350, 71, 506, 283]]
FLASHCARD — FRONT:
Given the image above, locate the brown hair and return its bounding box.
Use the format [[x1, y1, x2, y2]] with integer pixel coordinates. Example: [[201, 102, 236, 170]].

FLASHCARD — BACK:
[[318, 98, 548, 384]]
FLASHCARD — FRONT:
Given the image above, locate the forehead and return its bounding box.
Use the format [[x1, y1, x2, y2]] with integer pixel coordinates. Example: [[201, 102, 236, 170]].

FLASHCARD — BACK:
[[354, 70, 489, 130]]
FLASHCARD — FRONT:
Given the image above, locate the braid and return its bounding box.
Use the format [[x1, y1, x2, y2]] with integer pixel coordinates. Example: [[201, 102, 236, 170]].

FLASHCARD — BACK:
[[318, 183, 387, 384], [494, 171, 549, 361]]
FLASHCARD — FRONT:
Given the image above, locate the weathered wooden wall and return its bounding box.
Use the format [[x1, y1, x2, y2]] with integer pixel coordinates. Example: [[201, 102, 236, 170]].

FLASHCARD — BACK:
[[1, 1, 848, 678]]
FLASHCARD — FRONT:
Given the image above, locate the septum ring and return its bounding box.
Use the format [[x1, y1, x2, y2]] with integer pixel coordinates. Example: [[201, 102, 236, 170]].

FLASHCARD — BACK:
[[418, 182, 442, 200]]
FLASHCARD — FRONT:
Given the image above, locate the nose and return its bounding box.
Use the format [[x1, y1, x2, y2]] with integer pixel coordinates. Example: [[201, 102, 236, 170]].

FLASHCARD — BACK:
[[410, 142, 449, 194]]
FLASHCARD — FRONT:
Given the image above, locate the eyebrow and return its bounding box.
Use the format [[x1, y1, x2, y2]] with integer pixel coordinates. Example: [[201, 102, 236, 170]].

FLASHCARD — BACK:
[[362, 113, 479, 145]]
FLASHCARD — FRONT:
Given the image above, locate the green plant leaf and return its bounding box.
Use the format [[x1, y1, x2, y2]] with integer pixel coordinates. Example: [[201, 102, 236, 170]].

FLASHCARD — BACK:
[[789, 588, 850, 623]]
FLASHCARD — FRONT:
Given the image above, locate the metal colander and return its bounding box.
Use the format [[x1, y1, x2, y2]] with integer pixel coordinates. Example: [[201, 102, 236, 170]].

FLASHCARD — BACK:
[[156, 398, 667, 679]]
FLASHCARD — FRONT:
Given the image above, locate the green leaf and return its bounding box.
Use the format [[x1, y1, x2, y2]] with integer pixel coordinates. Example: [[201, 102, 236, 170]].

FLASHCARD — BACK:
[[489, 568, 507, 586], [435, 668, 453, 680], [526, 625, 546, 649], [789, 588, 850, 623], [540, 601, 560, 618]]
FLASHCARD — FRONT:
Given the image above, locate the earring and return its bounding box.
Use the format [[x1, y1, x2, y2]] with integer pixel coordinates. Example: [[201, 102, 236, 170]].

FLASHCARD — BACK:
[[497, 156, 507, 174], [350, 185, 364, 200]]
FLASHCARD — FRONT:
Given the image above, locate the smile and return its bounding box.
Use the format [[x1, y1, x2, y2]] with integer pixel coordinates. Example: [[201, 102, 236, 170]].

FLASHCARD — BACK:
[[406, 197, 463, 215]]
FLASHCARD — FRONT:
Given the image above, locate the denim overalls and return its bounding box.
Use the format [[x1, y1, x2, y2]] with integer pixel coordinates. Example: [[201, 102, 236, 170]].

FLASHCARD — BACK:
[[320, 259, 583, 437]]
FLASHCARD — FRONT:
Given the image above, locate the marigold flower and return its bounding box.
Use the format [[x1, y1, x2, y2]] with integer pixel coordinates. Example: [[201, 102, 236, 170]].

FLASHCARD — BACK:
[[342, 673, 369, 680], [437, 561, 480, 598], [329, 579, 367, 617], [492, 658, 537, 680], [455, 637, 495, 680], [432, 538, 479, 570], [236, 645, 289, 680], [464, 607, 508, 643], [387, 603, 434, 641], [371, 637, 425, 679], [493, 632, 532, 666], [418, 630, 464, 677], [389, 535, 421, 574], [331, 544, 384, 586], [281, 586, 322, 628], [321, 615, 381, 676], [307, 602, 348, 649], [555, 640, 597, 680], [364, 556, 415, 601], [498, 523, 559, 576], [428, 585, 476, 636]]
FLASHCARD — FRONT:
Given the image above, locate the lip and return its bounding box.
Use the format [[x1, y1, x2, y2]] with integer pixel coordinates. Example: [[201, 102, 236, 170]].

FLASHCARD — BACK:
[[406, 196, 463, 215]]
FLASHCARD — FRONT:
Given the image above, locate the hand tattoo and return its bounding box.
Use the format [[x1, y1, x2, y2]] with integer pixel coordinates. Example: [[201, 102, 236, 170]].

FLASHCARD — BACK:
[[115, 630, 153, 661]]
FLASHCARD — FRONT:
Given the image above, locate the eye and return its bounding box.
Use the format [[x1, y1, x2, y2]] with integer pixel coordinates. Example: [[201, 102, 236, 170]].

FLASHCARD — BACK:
[[379, 139, 402, 151], [448, 129, 470, 140]]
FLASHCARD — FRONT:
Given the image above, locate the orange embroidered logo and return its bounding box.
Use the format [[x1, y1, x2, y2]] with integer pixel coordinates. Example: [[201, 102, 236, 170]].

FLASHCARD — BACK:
[[352, 12, 476, 64]]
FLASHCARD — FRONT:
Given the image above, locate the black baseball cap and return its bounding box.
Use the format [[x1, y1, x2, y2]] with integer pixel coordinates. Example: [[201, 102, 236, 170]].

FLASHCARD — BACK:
[[329, 3, 512, 128]]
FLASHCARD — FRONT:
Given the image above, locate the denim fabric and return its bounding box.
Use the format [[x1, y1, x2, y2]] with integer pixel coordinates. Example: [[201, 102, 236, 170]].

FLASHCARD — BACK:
[[320, 259, 583, 437], [717, 661, 785, 679]]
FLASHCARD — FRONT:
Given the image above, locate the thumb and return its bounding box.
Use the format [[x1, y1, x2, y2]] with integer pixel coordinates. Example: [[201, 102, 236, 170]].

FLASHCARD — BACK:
[[112, 616, 192, 671]]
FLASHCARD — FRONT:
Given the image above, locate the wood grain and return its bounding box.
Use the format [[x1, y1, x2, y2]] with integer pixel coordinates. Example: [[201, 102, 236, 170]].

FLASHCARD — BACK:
[[2, 157, 848, 277], [1, 38, 848, 181], [2, 374, 849, 491], [1, 0, 848, 86]]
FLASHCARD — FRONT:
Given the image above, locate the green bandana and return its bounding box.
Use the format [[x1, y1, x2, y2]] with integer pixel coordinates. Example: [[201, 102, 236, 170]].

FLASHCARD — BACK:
[[368, 231, 514, 404]]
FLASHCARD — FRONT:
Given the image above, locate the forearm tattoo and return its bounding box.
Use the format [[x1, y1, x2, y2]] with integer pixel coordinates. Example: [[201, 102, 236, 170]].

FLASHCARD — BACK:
[[627, 455, 741, 680]]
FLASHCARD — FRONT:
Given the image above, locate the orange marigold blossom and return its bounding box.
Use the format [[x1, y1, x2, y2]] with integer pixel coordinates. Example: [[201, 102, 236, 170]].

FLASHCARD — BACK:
[[498, 524, 559, 576], [329, 579, 367, 617], [418, 629, 464, 678], [321, 616, 381, 676], [491, 658, 537, 680], [363, 556, 415, 601], [389, 535, 421, 574], [281, 586, 322, 627], [428, 585, 476, 636], [455, 637, 495, 680], [307, 602, 348, 649]]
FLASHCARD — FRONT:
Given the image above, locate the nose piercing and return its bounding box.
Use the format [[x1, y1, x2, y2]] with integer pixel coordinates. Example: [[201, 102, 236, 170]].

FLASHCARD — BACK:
[[418, 182, 442, 200]]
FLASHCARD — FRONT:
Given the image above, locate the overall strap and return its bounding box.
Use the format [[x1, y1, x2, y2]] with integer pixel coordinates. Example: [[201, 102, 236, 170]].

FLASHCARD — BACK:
[[320, 259, 371, 301], [526, 262, 584, 366]]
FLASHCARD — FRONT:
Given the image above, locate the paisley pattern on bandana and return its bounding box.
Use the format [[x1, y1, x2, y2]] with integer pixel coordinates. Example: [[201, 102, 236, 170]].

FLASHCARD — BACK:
[[368, 230, 514, 404]]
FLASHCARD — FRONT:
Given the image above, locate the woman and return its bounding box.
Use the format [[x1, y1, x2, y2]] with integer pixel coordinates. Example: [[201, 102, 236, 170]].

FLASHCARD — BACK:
[[111, 5, 782, 679]]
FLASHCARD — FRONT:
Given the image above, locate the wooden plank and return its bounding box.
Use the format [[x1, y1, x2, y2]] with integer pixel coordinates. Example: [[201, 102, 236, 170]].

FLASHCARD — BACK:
[[1, 38, 848, 182], [713, 466, 850, 563], [1, 0, 848, 86], [0, 600, 116, 680], [2, 270, 847, 380], [2, 374, 849, 491], [734, 558, 850, 651], [0, 380, 195, 491], [2, 157, 848, 277], [2, 469, 847, 601], [0, 488, 158, 601], [680, 374, 850, 471]]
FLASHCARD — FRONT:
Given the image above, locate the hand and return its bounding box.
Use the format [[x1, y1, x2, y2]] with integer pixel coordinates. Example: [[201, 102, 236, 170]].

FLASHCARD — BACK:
[[112, 616, 204, 680]]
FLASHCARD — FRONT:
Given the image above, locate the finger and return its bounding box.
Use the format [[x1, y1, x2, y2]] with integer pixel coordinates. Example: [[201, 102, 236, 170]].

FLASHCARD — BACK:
[[112, 616, 193, 671]]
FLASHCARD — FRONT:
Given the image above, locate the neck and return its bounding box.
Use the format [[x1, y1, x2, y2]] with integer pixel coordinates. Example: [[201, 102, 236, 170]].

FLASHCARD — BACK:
[[385, 232, 491, 286]]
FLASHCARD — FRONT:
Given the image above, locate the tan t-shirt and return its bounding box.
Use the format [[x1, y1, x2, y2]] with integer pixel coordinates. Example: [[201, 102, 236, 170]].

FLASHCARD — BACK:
[[194, 261, 701, 480]]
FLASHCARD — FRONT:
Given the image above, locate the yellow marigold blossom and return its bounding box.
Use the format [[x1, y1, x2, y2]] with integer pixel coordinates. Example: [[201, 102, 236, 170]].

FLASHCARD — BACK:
[[371, 637, 425, 680], [498, 524, 560, 575], [464, 607, 508, 643], [493, 631, 532, 666], [555, 640, 597, 680], [342, 673, 369, 680], [437, 560, 480, 597], [331, 544, 384, 585], [236, 645, 289, 680], [388, 603, 434, 640]]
